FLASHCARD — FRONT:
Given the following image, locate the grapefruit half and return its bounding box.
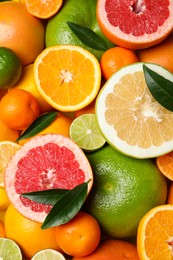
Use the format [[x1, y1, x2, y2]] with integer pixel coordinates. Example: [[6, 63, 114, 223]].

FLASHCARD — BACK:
[[96, 0, 173, 49], [5, 134, 93, 223]]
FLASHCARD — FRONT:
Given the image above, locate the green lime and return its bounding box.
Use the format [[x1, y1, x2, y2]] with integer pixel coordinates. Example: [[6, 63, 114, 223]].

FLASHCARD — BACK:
[[85, 145, 167, 238], [70, 114, 106, 151], [31, 249, 66, 260], [0, 238, 22, 259], [0, 47, 22, 89], [45, 0, 114, 60]]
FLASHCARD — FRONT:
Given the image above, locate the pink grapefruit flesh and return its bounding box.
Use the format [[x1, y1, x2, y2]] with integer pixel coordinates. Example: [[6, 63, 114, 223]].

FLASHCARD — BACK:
[[5, 134, 93, 223], [96, 0, 173, 49]]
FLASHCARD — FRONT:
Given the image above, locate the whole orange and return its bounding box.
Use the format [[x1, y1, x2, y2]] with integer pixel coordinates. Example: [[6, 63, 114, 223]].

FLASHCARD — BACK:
[[4, 204, 61, 259], [100, 46, 138, 80], [167, 182, 173, 204], [0, 119, 20, 142], [137, 32, 173, 73], [0, 220, 5, 238], [0, 89, 40, 131], [0, 2, 45, 66], [55, 211, 101, 257]]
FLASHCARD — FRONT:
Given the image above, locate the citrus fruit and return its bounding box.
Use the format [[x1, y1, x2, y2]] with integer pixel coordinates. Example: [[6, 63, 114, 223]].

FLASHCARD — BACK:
[[0, 211, 5, 223], [31, 249, 66, 260], [100, 46, 138, 80], [85, 145, 167, 238], [13, 64, 52, 113], [72, 239, 140, 260], [0, 141, 20, 188], [55, 211, 101, 257], [167, 182, 173, 204], [70, 114, 106, 152], [5, 134, 93, 223], [45, 0, 114, 60], [156, 151, 173, 181], [0, 221, 5, 238], [26, 0, 63, 19], [5, 204, 60, 259], [96, 0, 173, 49], [0, 188, 10, 211], [96, 62, 173, 159], [0, 119, 20, 142], [0, 47, 22, 89], [137, 32, 173, 73], [0, 237, 22, 260], [137, 204, 173, 260], [0, 89, 40, 131], [74, 99, 95, 117], [0, 1, 45, 66], [34, 45, 101, 112]]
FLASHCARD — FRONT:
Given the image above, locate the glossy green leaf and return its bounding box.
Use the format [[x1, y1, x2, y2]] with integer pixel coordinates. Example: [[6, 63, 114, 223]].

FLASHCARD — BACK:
[[41, 182, 88, 229], [143, 65, 173, 111], [67, 21, 108, 51], [16, 111, 58, 141], [21, 189, 69, 205]]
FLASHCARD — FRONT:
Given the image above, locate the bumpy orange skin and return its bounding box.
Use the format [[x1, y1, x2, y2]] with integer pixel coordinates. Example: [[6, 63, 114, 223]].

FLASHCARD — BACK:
[[0, 119, 20, 142], [0, 2, 45, 66], [55, 211, 101, 257], [0, 89, 40, 131]]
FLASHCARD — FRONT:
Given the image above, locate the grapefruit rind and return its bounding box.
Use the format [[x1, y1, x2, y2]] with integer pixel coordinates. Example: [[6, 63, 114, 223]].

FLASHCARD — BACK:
[[96, 62, 173, 159], [5, 134, 93, 223]]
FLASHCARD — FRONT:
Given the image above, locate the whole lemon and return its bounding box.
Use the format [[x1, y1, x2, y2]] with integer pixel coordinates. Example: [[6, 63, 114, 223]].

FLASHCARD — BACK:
[[85, 145, 167, 238]]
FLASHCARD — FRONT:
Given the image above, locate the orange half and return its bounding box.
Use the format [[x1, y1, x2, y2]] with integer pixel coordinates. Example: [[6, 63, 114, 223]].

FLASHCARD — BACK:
[[34, 45, 101, 112], [25, 0, 63, 19], [137, 204, 173, 260]]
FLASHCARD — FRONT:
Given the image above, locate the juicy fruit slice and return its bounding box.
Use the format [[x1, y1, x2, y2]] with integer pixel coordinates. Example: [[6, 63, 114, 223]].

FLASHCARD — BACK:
[[70, 114, 106, 151], [34, 45, 101, 112], [96, 0, 173, 49], [0, 238, 22, 260], [0, 141, 20, 187], [137, 204, 173, 260], [25, 0, 63, 19], [5, 134, 93, 223], [31, 249, 66, 260], [96, 62, 173, 159]]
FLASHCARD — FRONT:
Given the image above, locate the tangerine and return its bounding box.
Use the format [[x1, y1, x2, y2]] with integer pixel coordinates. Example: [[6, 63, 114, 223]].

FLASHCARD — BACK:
[[0, 119, 20, 142]]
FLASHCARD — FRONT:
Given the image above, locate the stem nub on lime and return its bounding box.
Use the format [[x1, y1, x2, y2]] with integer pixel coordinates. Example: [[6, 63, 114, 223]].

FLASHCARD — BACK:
[[0, 47, 22, 89]]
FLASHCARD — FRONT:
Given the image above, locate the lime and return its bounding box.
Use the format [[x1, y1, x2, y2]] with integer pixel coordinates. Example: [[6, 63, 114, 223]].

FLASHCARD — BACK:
[[96, 62, 173, 158], [70, 114, 106, 151], [45, 0, 114, 60], [85, 145, 167, 238], [0, 47, 22, 89], [0, 238, 22, 259], [31, 249, 66, 260]]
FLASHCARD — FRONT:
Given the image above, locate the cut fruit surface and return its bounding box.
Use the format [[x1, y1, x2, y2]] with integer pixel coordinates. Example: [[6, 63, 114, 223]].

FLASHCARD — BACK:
[[31, 249, 66, 260], [96, 0, 173, 49], [34, 45, 101, 112], [137, 204, 173, 260], [96, 62, 173, 158], [0, 238, 22, 260], [5, 134, 93, 223]]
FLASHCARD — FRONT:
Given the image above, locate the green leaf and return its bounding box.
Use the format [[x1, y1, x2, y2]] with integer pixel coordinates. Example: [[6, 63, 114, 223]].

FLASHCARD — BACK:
[[16, 111, 58, 142], [41, 182, 88, 229], [67, 21, 108, 51], [21, 189, 69, 205], [143, 65, 173, 111]]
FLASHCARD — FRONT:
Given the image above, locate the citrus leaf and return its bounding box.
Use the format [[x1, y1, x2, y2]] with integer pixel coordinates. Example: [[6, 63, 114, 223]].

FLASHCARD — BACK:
[[21, 189, 69, 205], [16, 111, 58, 141], [41, 182, 88, 229], [67, 21, 108, 51], [143, 65, 173, 111]]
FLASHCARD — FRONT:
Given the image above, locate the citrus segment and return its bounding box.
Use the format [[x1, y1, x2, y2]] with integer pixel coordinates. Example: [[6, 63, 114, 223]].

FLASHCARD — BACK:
[[5, 134, 93, 223], [70, 114, 106, 151], [0, 141, 20, 188], [137, 204, 173, 260], [31, 249, 66, 260], [96, 0, 173, 49], [0, 237, 22, 260], [34, 45, 101, 112], [96, 62, 173, 158], [26, 0, 63, 19]]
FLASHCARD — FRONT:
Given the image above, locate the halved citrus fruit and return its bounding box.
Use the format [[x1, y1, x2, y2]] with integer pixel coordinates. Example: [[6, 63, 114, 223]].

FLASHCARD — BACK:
[[0, 238, 22, 260], [34, 45, 101, 112], [96, 62, 173, 159], [137, 204, 173, 260], [25, 0, 63, 19], [31, 249, 66, 260], [4, 134, 93, 223], [96, 0, 173, 49]]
